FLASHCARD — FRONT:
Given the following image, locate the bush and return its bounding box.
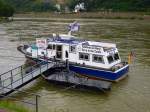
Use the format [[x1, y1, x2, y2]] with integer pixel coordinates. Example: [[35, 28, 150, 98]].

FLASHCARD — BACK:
[[0, 0, 14, 17], [66, 0, 150, 12], [4, 0, 56, 12]]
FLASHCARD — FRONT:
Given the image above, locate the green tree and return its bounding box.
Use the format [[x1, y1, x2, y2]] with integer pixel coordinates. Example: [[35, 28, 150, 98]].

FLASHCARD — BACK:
[[4, 0, 56, 12], [0, 0, 14, 17], [66, 0, 150, 12]]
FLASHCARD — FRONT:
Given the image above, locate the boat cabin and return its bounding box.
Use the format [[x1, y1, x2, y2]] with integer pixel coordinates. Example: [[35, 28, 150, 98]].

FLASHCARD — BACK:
[[28, 34, 121, 69]]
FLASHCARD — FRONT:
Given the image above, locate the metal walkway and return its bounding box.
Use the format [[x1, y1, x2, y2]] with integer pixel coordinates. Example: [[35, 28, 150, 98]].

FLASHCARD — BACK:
[[0, 61, 58, 96]]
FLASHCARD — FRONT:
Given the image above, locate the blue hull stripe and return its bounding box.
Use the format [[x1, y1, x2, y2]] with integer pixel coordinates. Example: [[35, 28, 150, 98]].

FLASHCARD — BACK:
[[69, 65, 129, 81]]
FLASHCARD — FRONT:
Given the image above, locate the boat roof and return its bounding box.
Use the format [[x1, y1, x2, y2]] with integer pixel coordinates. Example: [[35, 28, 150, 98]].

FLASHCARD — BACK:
[[86, 41, 116, 48], [47, 34, 116, 48], [48, 34, 84, 45]]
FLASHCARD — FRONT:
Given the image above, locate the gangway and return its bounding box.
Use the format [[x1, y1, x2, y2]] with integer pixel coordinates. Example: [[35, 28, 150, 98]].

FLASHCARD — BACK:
[[0, 61, 60, 96]]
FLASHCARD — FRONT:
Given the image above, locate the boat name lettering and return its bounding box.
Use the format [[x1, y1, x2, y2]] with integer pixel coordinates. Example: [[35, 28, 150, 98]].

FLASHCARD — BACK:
[[82, 45, 101, 50], [82, 48, 101, 53]]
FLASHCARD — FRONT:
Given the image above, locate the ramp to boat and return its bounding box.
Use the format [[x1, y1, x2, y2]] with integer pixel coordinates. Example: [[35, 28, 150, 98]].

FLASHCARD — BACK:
[[0, 61, 56, 96]]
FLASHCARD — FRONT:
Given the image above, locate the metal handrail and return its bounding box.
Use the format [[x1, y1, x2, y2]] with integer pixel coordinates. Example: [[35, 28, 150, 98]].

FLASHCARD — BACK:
[[0, 59, 65, 94], [0, 61, 52, 92], [0, 60, 60, 112], [0, 63, 45, 83], [0, 61, 48, 77]]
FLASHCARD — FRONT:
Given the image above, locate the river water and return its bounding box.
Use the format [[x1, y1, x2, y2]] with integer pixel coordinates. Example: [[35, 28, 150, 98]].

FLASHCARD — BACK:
[[0, 18, 150, 112]]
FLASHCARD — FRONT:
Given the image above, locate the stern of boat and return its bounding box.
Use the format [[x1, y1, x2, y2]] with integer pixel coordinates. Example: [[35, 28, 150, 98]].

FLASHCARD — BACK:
[[112, 62, 129, 82]]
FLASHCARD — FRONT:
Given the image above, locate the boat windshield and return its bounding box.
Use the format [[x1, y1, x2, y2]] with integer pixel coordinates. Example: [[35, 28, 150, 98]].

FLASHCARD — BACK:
[[107, 53, 120, 64]]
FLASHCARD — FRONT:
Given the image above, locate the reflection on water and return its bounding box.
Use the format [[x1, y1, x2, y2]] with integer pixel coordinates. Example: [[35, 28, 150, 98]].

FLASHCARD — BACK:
[[0, 18, 150, 112]]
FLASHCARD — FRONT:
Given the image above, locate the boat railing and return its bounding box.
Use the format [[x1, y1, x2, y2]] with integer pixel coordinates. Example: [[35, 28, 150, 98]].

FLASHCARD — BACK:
[[111, 62, 128, 72], [0, 61, 56, 94]]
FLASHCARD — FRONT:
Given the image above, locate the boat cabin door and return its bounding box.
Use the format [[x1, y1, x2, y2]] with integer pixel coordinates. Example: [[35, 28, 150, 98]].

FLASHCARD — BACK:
[[56, 45, 62, 60]]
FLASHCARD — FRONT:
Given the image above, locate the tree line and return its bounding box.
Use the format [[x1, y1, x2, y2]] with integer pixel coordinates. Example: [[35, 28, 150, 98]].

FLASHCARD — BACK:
[[0, 0, 14, 17], [5, 0, 56, 12], [67, 0, 150, 12], [0, 0, 149, 14]]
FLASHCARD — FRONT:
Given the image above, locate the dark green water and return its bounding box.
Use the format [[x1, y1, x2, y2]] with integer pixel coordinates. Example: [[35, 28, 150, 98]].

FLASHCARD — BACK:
[[0, 18, 150, 112]]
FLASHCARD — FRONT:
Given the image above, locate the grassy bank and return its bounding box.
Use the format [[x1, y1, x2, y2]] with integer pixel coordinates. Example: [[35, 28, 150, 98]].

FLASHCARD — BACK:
[[0, 100, 29, 112], [14, 12, 150, 20]]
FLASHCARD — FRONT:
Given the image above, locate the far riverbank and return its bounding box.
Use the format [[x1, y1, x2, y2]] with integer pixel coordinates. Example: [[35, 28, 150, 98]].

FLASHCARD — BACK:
[[14, 12, 150, 20]]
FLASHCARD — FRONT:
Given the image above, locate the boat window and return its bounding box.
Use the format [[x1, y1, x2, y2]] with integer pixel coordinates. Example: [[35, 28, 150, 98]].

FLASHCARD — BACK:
[[56, 52, 62, 59], [107, 55, 114, 64], [57, 45, 62, 51], [85, 55, 89, 60], [93, 55, 104, 63], [79, 53, 84, 59], [53, 45, 56, 50], [70, 46, 76, 53], [114, 53, 119, 60], [79, 53, 89, 61], [47, 44, 53, 49]]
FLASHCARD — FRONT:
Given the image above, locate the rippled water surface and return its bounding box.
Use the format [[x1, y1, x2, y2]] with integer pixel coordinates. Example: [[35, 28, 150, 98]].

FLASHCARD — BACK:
[[0, 18, 150, 112]]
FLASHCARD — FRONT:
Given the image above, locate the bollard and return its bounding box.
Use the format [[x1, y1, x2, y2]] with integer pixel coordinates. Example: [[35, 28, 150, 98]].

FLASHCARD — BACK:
[[35, 95, 39, 112]]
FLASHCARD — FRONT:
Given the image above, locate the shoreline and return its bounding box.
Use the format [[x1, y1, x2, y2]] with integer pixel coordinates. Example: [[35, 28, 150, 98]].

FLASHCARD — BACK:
[[14, 12, 150, 20]]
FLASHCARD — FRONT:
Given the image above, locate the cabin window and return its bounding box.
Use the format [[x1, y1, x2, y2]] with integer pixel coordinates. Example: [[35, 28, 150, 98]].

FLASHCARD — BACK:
[[56, 45, 62, 59], [47, 44, 56, 50], [53, 45, 56, 50], [114, 53, 119, 60], [107, 55, 114, 64], [79, 53, 84, 59], [57, 45, 62, 51], [47, 44, 53, 49], [93, 55, 104, 63], [70, 46, 76, 53], [56, 52, 62, 59], [79, 53, 89, 61], [85, 55, 89, 60]]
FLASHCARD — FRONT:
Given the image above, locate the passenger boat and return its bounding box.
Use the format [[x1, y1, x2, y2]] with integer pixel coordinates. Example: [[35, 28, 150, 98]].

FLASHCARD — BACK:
[[18, 22, 129, 82], [19, 33, 129, 82]]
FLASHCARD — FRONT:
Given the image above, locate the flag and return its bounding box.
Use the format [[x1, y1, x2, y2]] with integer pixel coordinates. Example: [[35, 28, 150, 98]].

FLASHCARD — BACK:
[[128, 51, 136, 64], [68, 21, 80, 32]]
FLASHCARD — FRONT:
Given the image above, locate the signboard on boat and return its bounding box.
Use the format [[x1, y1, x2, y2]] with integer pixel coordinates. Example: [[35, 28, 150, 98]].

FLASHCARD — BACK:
[[36, 38, 47, 48], [81, 45, 102, 54]]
